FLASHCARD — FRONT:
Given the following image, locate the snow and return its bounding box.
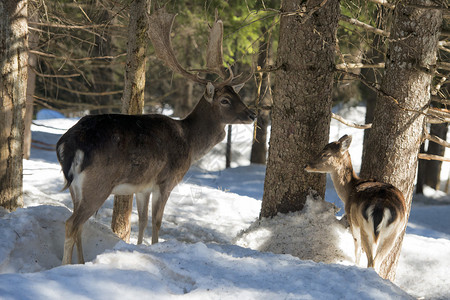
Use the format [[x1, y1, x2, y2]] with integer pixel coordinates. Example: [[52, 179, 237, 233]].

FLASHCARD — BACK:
[[0, 106, 449, 299]]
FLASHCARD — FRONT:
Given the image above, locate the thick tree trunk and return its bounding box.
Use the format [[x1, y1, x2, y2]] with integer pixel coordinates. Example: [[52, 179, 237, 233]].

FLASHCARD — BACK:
[[360, 0, 442, 280], [111, 0, 149, 242], [260, 0, 340, 218], [0, 0, 28, 211]]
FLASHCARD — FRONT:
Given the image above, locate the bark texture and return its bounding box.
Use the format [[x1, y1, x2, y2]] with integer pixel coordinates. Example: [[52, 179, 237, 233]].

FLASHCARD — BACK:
[[260, 0, 340, 218], [360, 0, 442, 280], [111, 0, 149, 242], [0, 0, 28, 210]]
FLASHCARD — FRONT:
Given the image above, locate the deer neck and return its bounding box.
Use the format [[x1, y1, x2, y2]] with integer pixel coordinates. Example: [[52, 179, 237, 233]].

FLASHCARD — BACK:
[[329, 152, 360, 206], [182, 97, 226, 161]]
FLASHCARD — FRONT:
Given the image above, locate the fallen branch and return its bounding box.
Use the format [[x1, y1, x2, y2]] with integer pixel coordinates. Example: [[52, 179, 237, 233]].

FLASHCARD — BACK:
[[331, 113, 372, 129]]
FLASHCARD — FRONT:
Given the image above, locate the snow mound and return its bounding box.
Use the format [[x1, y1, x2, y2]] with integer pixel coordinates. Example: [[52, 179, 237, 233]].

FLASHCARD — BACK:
[[235, 192, 355, 264], [0, 205, 120, 273]]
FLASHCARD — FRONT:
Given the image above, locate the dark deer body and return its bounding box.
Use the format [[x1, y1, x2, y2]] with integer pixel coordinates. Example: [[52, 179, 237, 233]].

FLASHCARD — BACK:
[[305, 135, 406, 273], [57, 86, 255, 264]]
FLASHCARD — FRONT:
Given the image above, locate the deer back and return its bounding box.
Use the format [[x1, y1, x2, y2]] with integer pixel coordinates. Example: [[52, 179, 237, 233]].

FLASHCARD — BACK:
[[56, 114, 191, 190]]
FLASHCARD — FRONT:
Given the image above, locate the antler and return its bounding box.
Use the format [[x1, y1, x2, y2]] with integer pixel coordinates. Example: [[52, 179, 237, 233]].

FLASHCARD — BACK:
[[147, 8, 208, 85], [147, 7, 253, 89]]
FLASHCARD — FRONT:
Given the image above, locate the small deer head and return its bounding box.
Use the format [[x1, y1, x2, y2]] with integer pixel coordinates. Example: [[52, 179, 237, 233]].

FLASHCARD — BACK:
[[305, 135, 352, 173]]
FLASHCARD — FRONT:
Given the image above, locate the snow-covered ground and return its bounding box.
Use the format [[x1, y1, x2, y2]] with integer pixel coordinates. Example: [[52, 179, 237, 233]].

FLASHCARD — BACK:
[[0, 106, 449, 299]]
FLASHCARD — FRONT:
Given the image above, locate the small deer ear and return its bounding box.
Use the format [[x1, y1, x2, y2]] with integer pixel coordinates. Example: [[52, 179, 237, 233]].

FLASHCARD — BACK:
[[205, 82, 215, 103], [232, 83, 245, 94], [339, 135, 352, 152]]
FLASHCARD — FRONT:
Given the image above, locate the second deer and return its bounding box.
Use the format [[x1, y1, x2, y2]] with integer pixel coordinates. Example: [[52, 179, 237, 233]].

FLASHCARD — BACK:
[[305, 135, 406, 273]]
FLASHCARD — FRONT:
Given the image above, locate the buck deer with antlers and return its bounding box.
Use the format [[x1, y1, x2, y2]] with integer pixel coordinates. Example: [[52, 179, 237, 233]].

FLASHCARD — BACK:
[[305, 135, 407, 273], [56, 9, 255, 264]]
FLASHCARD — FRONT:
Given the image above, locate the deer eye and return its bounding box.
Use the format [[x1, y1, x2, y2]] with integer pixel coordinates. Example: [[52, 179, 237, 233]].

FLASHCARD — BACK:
[[220, 98, 231, 105]]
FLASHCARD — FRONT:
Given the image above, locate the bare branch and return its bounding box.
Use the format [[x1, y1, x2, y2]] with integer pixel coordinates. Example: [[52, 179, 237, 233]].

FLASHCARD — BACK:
[[28, 21, 125, 30], [42, 79, 123, 97], [431, 96, 450, 106], [367, 0, 395, 9], [335, 62, 385, 70], [32, 67, 80, 78], [424, 131, 450, 148], [331, 113, 372, 129], [432, 75, 447, 96], [418, 153, 450, 162], [437, 62, 450, 71], [340, 15, 390, 37], [427, 107, 450, 124], [29, 50, 126, 61], [335, 69, 445, 122]]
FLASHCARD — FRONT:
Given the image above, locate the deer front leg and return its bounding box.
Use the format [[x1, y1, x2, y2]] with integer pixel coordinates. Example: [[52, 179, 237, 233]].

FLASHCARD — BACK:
[[136, 192, 151, 244]]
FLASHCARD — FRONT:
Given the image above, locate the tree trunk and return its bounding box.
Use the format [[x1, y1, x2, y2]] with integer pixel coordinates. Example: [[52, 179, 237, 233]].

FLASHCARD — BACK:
[[226, 125, 232, 169], [424, 123, 448, 190], [0, 0, 28, 211], [260, 0, 340, 218], [90, 6, 114, 115], [250, 29, 272, 165], [361, 8, 386, 152], [360, 0, 442, 281], [23, 8, 38, 160], [111, 0, 149, 242]]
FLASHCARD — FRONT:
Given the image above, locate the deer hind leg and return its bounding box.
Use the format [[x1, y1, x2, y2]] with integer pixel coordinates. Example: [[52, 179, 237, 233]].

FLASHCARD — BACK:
[[136, 192, 151, 244], [351, 225, 362, 266], [360, 227, 375, 269], [62, 175, 111, 264], [373, 221, 403, 273], [151, 184, 174, 244]]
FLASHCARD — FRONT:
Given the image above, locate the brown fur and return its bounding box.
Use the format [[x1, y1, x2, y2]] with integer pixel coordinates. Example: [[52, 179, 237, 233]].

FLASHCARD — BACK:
[[57, 85, 255, 264], [305, 135, 406, 273]]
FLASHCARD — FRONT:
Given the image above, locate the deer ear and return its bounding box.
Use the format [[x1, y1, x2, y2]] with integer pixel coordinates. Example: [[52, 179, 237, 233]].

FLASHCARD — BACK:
[[339, 135, 352, 153], [232, 83, 245, 94], [205, 82, 215, 103]]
